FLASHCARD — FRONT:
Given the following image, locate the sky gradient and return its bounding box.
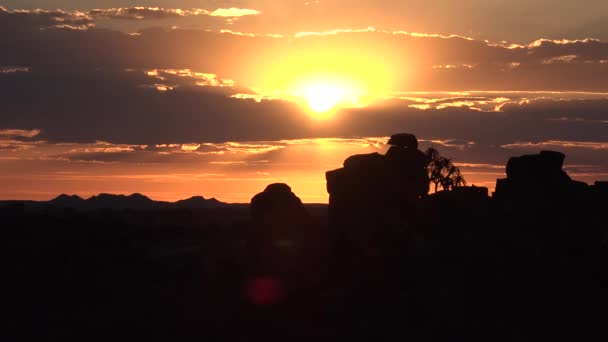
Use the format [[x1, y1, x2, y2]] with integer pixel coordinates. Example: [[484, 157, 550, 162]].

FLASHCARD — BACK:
[[0, 1, 606, 202]]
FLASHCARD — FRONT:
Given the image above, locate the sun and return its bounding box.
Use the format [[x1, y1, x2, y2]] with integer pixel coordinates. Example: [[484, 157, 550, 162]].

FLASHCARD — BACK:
[[293, 77, 369, 117], [301, 84, 346, 113]]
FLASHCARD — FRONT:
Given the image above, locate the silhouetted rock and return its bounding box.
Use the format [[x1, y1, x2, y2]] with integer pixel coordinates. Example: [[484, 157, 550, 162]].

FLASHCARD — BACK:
[[248, 183, 328, 300], [250, 183, 308, 223], [326, 168, 346, 195], [326, 133, 429, 214], [505, 150, 569, 183], [434, 185, 489, 200], [384, 145, 430, 199], [495, 150, 589, 202], [326, 133, 431, 289], [387, 133, 419, 149], [417, 186, 491, 238], [591, 181, 608, 206], [593, 181, 608, 193]]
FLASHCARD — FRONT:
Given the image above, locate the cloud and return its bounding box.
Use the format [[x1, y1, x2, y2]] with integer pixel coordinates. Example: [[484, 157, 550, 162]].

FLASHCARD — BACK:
[[200, 142, 285, 154], [0, 129, 40, 138], [1, 66, 607, 147], [209, 8, 262, 17], [432, 64, 475, 69], [143, 69, 237, 91], [0, 139, 39, 151], [523, 38, 608, 63], [1, 10, 607, 91], [0, 5, 262, 33], [89, 7, 210, 20], [421, 139, 476, 150], [0, 6, 93, 30], [88, 7, 261, 21], [542, 54, 578, 64], [279, 137, 389, 148], [295, 27, 377, 38], [501, 140, 608, 151], [394, 94, 527, 112], [0, 66, 29, 73]]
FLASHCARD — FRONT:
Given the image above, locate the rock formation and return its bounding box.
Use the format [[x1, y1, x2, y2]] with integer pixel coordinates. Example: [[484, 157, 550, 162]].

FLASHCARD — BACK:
[[325, 133, 430, 287], [248, 183, 328, 301], [494, 150, 589, 203], [326, 133, 429, 215], [250, 183, 308, 224]]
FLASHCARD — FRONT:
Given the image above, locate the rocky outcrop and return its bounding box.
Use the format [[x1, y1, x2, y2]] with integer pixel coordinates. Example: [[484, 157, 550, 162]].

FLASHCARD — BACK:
[[387, 133, 418, 149], [248, 184, 328, 299], [591, 181, 608, 207], [505, 150, 570, 184], [494, 150, 588, 202], [250, 183, 308, 223], [326, 133, 429, 216], [325, 133, 430, 287]]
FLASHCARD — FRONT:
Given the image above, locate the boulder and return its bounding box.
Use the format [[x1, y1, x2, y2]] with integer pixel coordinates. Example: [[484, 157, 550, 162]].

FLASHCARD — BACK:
[[387, 133, 418, 149], [248, 183, 328, 298], [453, 185, 489, 198], [326, 168, 346, 195], [591, 181, 608, 205], [593, 181, 608, 193], [327, 136, 431, 207], [496, 150, 585, 202], [343, 152, 385, 170], [506, 150, 568, 183], [540, 150, 566, 170], [384, 146, 430, 199], [250, 183, 307, 222]]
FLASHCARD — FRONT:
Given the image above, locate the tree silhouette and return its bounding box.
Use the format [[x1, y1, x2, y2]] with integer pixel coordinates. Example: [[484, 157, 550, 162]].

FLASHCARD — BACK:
[[426, 147, 466, 192]]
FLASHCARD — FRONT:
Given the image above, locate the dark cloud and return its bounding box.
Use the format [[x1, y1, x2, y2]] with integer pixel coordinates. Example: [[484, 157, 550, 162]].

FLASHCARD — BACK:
[[523, 38, 608, 61], [0, 66, 30, 73], [0, 67, 606, 149], [0, 68, 311, 144], [0, 128, 40, 138], [0, 6, 93, 31], [0, 16, 606, 90]]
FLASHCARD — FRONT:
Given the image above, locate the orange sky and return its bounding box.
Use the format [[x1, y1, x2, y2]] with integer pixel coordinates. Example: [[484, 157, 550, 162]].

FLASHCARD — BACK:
[[0, 3, 607, 202]]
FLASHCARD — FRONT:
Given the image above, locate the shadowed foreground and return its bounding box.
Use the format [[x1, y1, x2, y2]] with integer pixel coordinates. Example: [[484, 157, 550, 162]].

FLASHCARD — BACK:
[[7, 135, 608, 340]]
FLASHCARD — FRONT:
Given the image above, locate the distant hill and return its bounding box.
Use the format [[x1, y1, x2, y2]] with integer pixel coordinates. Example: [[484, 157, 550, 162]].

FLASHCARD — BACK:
[[0, 193, 328, 212], [0, 193, 234, 211], [86, 193, 157, 210], [49, 194, 86, 208], [174, 196, 224, 209]]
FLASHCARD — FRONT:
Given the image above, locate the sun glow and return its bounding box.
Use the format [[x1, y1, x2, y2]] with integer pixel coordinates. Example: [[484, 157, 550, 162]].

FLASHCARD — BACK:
[[301, 84, 346, 113], [252, 41, 397, 118], [287, 76, 369, 117]]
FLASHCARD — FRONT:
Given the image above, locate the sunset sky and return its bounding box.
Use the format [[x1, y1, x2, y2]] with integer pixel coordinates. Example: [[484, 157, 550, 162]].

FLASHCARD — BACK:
[[1, 1, 607, 202]]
